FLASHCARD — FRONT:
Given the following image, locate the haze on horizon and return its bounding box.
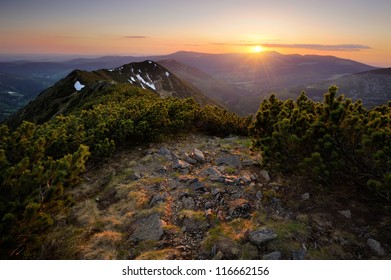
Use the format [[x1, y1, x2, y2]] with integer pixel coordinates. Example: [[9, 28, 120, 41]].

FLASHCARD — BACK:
[[1, 0, 391, 67]]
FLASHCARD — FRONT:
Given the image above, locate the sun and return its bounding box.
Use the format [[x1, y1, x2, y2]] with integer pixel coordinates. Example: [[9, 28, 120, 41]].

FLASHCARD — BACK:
[[253, 45, 263, 53]]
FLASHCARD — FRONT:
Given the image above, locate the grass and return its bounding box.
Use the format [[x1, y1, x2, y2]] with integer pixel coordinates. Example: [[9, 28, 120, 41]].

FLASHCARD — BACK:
[[135, 248, 180, 260]]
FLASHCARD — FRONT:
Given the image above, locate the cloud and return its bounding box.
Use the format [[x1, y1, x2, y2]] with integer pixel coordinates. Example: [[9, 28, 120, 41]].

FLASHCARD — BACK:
[[123, 36, 148, 39], [211, 42, 371, 51], [261, 43, 371, 51]]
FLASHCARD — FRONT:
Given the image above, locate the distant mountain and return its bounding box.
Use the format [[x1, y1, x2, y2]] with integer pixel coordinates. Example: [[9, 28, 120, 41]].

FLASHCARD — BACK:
[[0, 51, 384, 118], [295, 67, 391, 107], [158, 59, 241, 107], [5, 60, 220, 127]]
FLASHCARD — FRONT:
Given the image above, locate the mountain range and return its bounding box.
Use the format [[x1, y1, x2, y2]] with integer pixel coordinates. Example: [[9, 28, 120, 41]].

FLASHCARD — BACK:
[[5, 60, 219, 127], [1, 51, 390, 121]]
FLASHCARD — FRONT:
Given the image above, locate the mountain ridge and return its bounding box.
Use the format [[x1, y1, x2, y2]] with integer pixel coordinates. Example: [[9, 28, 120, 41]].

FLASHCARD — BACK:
[[4, 60, 221, 127]]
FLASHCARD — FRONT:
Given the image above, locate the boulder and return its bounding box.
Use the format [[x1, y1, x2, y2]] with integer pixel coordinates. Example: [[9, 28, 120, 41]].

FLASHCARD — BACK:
[[149, 194, 164, 208], [130, 213, 164, 241], [263, 251, 282, 260], [200, 167, 221, 177], [367, 238, 385, 256], [301, 193, 310, 200], [259, 170, 271, 182], [182, 196, 195, 210], [215, 155, 242, 169], [292, 249, 306, 260], [249, 228, 277, 245], [338, 210, 351, 219], [183, 152, 197, 164], [193, 149, 205, 163], [173, 159, 191, 170]]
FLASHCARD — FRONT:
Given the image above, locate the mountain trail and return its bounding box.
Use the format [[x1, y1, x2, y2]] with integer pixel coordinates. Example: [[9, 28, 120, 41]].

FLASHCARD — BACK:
[[45, 133, 389, 260]]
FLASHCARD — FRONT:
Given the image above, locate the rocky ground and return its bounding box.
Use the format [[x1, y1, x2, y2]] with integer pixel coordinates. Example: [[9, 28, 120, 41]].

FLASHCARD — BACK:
[[45, 133, 390, 260]]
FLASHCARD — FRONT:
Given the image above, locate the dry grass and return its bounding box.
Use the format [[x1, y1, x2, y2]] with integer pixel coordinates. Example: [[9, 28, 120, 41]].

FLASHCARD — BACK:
[[81, 230, 123, 260], [135, 248, 181, 260]]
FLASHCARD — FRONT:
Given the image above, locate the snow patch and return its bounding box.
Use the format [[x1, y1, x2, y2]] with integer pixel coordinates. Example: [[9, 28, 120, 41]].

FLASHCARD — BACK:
[[165, 71, 170, 77], [135, 74, 156, 90], [148, 60, 152, 64], [74, 81, 85, 91], [130, 76, 136, 82]]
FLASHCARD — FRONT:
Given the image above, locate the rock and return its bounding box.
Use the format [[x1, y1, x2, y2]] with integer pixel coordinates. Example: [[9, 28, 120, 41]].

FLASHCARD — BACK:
[[259, 170, 271, 182], [249, 228, 277, 245], [256, 191, 263, 200], [301, 193, 310, 200], [158, 147, 171, 156], [242, 159, 255, 166], [193, 148, 205, 163], [263, 251, 282, 260], [211, 188, 220, 196], [200, 167, 221, 177], [292, 249, 306, 260], [181, 216, 208, 233], [210, 176, 226, 183], [173, 159, 191, 170], [228, 198, 251, 218], [126, 172, 141, 181], [130, 213, 163, 241], [182, 196, 195, 210], [156, 165, 167, 173], [367, 238, 385, 256], [239, 175, 251, 185], [149, 194, 164, 208], [183, 152, 197, 164], [250, 174, 258, 181], [205, 201, 214, 209], [190, 181, 206, 192], [338, 210, 352, 219], [215, 155, 242, 169]]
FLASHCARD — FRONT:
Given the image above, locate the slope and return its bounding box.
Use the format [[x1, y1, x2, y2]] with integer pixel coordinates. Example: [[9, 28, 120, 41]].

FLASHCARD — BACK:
[[5, 60, 220, 127]]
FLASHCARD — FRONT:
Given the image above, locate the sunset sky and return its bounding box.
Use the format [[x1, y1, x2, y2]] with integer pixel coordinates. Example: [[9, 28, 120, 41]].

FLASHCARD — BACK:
[[1, 0, 391, 66]]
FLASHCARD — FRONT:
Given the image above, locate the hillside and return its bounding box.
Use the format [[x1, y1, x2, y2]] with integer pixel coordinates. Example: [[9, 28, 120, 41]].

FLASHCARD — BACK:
[[0, 51, 381, 119], [0, 82, 389, 259], [5, 60, 220, 127], [295, 67, 391, 107], [40, 133, 390, 260]]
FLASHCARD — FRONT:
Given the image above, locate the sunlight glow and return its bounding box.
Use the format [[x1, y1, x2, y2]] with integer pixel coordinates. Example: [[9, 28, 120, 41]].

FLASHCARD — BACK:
[[253, 45, 263, 53]]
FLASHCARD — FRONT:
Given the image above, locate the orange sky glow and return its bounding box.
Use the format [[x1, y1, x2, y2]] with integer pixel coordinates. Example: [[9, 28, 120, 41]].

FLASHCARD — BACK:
[[1, 0, 390, 67]]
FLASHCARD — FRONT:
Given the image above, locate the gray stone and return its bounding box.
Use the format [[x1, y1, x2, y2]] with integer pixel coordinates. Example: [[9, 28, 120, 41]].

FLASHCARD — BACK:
[[338, 210, 352, 219], [256, 191, 263, 200], [211, 188, 220, 196], [158, 147, 171, 156], [249, 228, 277, 245], [301, 193, 310, 200], [190, 181, 206, 192], [182, 196, 195, 210], [242, 159, 255, 166], [215, 155, 242, 169], [367, 238, 385, 256], [173, 159, 191, 170], [292, 249, 306, 260], [200, 167, 221, 177], [149, 194, 164, 208], [250, 174, 258, 181], [263, 251, 282, 260], [193, 148, 205, 163], [205, 201, 214, 209], [130, 213, 163, 241], [183, 152, 197, 164], [260, 170, 271, 182], [239, 175, 251, 185]]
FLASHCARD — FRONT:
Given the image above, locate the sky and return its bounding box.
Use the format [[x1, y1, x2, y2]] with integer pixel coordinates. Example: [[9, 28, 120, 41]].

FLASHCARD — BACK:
[[1, 0, 391, 66]]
